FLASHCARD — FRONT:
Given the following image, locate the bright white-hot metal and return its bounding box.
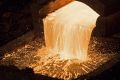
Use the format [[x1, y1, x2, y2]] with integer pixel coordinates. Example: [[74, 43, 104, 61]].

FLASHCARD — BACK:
[[43, 1, 99, 61]]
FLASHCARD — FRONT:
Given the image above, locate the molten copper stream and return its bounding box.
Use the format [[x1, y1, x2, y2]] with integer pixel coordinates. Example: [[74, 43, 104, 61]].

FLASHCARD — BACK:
[[43, 1, 99, 61]]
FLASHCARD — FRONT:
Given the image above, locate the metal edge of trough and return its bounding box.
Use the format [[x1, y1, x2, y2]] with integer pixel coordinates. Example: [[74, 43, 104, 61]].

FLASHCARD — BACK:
[[0, 30, 35, 54], [76, 52, 120, 80]]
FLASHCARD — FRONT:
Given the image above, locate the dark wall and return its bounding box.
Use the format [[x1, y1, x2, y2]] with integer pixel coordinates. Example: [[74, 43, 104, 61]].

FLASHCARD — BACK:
[[92, 0, 120, 37], [77, 0, 120, 37], [100, 0, 120, 16], [0, 0, 33, 46]]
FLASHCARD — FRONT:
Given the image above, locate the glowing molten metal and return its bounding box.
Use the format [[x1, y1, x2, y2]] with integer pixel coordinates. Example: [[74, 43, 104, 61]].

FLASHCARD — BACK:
[[43, 1, 99, 61]]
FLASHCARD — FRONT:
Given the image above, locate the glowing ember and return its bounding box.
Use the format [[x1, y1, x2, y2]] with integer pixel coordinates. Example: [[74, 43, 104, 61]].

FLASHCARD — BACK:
[[43, 1, 99, 61]]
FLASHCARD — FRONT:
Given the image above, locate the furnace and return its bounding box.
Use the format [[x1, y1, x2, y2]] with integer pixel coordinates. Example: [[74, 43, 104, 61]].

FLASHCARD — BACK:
[[0, 1, 120, 80]]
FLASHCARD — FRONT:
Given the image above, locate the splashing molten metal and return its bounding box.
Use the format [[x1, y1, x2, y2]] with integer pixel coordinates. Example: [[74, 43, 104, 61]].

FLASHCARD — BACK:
[[36, 1, 99, 79], [43, 1, 99, 61]]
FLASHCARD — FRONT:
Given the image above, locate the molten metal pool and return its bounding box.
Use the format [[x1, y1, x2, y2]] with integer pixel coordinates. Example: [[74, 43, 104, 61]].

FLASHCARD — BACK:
[[1, 37, 118, 80]]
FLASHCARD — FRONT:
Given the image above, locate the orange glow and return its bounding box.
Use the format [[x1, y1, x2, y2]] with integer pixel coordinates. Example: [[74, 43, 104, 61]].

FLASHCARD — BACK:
[[43, 1, 99, 61]]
